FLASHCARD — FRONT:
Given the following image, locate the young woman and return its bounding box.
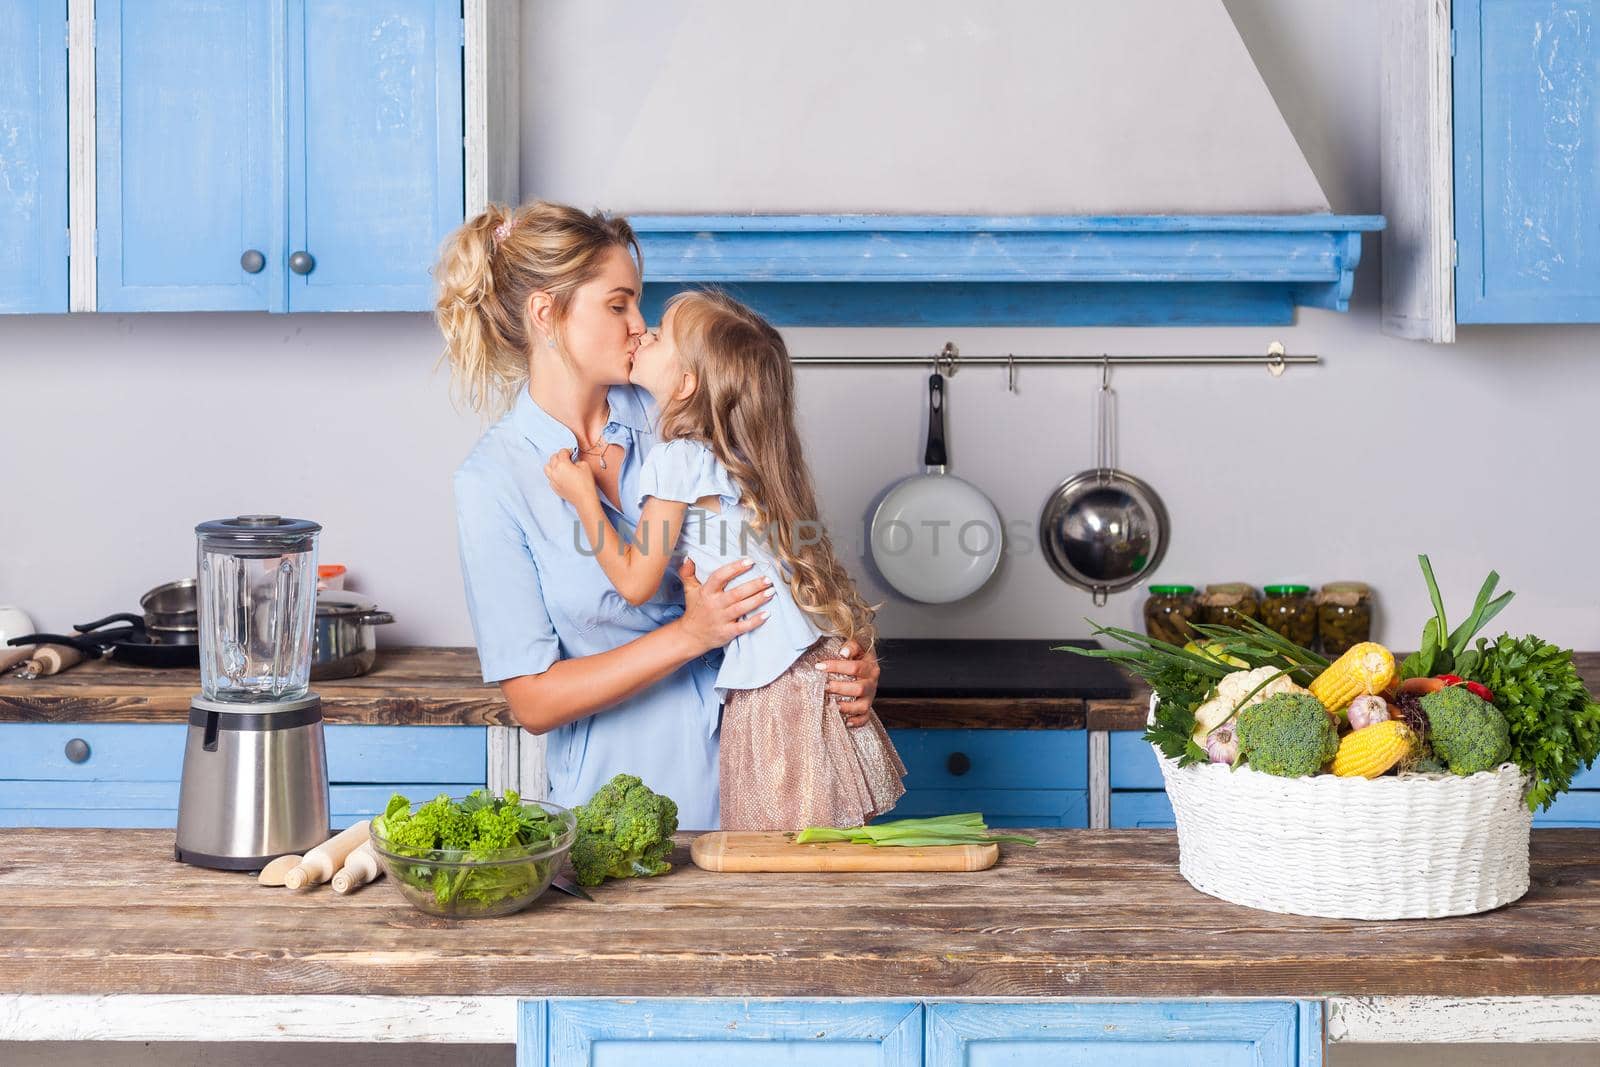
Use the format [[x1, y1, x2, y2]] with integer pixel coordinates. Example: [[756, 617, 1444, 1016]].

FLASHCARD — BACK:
[[434, 201, 881, 829]]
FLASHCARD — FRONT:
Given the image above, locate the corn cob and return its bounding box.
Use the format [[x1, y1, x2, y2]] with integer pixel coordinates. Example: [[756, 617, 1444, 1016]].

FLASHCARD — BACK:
[[1309, 642, 1396, 713], [1331, 720, 1415, 778]]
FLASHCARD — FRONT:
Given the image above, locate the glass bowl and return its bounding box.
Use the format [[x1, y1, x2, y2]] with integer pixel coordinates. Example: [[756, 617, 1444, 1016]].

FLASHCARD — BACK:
[[369, 798, 577, 919]]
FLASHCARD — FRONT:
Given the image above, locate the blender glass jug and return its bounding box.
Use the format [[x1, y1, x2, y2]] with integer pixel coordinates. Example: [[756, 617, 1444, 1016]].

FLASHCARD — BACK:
[[196, 515, 321, 702]]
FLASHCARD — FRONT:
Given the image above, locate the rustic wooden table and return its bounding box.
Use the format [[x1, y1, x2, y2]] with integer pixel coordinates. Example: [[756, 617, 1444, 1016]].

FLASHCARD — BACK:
[[0, 828, 1596, 1048]]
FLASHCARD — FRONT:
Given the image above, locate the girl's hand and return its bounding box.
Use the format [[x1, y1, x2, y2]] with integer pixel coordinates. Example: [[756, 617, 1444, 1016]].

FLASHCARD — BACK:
[[545, 449, 597, 506], [677, 557, 772, 654], [818, 643, 881, 728]]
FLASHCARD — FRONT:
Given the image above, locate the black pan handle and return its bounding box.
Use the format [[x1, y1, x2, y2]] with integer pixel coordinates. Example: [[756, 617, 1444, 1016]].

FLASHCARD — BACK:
[[924, 373, 948, 468], [4, 632, 106, 658], [74, 613, 146, 634]]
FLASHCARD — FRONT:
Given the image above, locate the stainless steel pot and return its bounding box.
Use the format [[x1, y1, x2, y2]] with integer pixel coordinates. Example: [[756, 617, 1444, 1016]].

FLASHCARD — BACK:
[[311, 592, 395, 680], [141, 578, 197, 630]]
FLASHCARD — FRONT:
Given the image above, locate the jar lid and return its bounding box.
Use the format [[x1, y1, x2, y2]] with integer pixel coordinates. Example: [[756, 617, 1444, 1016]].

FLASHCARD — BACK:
[[197, 515, 321, 551], [1264, 584, 1311, 595], [315, 591, 379, 618], [1320, 581, 1371, 595], [1148, 584, 1196, 595], [1204, 583, 1257, 595]]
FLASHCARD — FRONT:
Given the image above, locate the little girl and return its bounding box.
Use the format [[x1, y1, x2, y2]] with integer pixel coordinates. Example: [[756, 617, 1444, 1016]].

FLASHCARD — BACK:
[[545, 289, 905, 831]]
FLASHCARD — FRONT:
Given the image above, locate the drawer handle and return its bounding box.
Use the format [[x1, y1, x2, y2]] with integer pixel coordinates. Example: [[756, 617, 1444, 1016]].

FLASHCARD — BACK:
[[64, 738, 91, 764], [240, 249, 265, 274], [946, 751, 971, 777], [289, 250, 316, 275]]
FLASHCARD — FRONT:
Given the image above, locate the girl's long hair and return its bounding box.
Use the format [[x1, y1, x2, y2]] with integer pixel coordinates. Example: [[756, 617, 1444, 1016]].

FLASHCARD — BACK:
[[433, 200, 640, 417], [655, 290, 879, 654]]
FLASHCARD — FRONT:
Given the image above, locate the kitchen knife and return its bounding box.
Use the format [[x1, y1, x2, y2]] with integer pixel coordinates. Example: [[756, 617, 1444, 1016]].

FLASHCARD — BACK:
[[550, 873, 595, 902]]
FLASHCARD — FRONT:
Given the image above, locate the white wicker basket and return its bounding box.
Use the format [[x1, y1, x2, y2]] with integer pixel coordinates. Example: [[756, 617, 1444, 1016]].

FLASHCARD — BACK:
[[1153, 696, 1533, 920]]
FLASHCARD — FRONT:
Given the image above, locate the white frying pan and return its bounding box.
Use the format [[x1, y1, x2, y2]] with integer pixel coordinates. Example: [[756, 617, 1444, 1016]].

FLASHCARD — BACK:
[[869, 373, 1003, 603]]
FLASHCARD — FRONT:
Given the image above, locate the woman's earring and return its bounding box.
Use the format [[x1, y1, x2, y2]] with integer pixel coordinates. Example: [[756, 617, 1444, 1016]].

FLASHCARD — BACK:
[[546, 337, 555, 349]]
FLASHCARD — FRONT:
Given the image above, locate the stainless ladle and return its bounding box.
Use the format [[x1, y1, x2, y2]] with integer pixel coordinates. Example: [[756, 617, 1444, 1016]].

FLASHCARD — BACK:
[[1037, 361, 1170, 605]]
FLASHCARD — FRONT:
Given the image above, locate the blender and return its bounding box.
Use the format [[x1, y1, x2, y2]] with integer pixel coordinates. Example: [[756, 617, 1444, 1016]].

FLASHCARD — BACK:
[[174, 515, 330, 870]]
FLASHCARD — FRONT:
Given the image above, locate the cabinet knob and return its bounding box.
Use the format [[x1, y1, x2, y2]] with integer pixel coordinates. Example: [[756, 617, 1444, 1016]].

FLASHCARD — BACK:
[[289, 251, 316, 275], [946, 751, 971, 777], [240, 249, 265, 274], [64, 738, 90, 764]]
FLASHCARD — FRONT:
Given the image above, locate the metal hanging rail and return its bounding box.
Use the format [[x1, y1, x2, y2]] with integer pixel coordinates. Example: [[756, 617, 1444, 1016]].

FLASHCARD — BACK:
[[791, 342, 1314, 389]]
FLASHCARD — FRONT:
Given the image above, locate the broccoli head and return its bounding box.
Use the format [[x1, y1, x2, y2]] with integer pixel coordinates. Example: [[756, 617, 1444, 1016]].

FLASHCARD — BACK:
[[570, 773, 679, 887], [1421, 686, 1511, 775], [1237, 692, 1340, 777]]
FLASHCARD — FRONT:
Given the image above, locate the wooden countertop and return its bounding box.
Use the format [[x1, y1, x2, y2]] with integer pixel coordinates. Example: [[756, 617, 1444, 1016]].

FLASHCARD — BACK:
[[3, 647, 1595, 733], [0, 646, 1102, 729], [1, 828, 1596, 999]]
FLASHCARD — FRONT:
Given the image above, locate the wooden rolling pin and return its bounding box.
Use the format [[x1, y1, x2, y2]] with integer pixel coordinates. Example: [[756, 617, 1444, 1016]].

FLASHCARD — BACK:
[[258, 854, 303, 887], [331, 840, 384, 895], [10, 644, 84, 679], [284, 820, 370, 890]]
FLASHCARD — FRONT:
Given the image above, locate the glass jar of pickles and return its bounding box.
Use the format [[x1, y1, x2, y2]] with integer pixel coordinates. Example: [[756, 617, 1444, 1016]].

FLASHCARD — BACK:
[[1260, 584, 1318, 647], [1198, 583, 1259, 628], [1318, 582, 1373, 657], [1143, 585, 1198, 645]]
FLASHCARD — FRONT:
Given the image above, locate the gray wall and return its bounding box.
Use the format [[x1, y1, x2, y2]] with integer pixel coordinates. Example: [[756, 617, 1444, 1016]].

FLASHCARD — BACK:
[[2, 0, 1596, 657]]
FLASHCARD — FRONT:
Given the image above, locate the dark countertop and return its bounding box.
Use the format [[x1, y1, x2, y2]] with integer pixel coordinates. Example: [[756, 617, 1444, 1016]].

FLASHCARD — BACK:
[[2, 827, 1596, 998]]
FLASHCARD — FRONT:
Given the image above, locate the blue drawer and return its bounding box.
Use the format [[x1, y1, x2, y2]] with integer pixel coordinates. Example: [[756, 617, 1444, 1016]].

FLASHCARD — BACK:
[[1111, 790, 1175, 829], [1533, 790, 1600, 829], [886, 729, 1086, 790], [0, 723, 486, 786], [1109, 730, 1165, 790], [324, 725, 487, 783], [885, 788, 1087, 829], [0, 723, 187, 781]]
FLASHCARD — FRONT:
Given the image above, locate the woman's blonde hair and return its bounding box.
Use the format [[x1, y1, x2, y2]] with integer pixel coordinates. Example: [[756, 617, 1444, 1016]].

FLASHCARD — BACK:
[[656, 290, 879, 654], [434, 201, 641, 416]]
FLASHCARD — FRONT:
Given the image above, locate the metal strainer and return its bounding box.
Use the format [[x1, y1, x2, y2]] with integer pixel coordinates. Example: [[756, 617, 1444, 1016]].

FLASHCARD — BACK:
[[1038, 362, 1170, 605]]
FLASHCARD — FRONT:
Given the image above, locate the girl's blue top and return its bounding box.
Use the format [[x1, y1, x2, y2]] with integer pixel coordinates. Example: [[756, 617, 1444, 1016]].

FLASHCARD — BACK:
[[637, 438, 826, 703]]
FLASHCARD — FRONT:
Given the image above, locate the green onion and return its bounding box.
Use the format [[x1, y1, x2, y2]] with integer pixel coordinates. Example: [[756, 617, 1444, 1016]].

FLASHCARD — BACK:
[[795, 813, 1037, 847]]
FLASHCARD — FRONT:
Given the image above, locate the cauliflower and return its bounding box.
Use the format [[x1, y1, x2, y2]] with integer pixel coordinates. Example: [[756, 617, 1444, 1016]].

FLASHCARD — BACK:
[[1192, 667, 1311, 744], [1237, 692, 1341, 777], [1421, 686, 1511, 775]]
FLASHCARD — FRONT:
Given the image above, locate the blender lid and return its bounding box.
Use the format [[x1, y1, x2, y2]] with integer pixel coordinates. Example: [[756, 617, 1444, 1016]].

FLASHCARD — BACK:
[[196, 515, 322, 550]]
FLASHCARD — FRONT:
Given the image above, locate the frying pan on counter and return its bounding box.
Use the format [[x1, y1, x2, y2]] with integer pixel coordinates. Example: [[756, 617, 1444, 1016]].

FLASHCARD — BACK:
[[5, 612, 200, 668], [868, 372, 1003, 603]]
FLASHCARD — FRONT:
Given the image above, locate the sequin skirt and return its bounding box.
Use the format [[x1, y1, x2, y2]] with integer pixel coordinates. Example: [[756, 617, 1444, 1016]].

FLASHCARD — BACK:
[[719, 636, 908, 832]]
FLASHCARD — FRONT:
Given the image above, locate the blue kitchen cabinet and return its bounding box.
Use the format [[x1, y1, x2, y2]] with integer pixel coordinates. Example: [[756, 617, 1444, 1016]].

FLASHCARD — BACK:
[[286, 0, 463, 310], [926, 1001, 1321, 1066], [525, 999, 923, 1067], [884, 729, 1087, 828], [0, 722, 485, 828], [1533, 761, 1600, 828], [0, 0, 69, 313], [95, 1, 285, 311], [1109, 728, 1175, 828], [515, 1000, 1321, 1066], [95, 0, 462, 312], [1454, 0, 1600, 322]]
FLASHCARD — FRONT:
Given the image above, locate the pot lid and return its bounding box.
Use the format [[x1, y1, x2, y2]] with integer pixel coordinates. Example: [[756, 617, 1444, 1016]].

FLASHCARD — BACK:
[[316, 591, 379, 618]]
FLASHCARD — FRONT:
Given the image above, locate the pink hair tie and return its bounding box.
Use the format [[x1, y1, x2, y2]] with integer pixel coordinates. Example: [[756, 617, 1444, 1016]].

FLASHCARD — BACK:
[[493, 217, 515, 246]]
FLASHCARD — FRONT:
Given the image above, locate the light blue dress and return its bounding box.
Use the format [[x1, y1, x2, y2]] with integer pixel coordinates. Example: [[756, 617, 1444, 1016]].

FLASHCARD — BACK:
[[453, 384, 732, 829], [637, 439, 826, 703]]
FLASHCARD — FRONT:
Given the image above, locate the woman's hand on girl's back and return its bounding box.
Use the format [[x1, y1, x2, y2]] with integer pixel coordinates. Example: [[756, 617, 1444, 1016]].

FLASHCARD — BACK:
[[677, 557, 773, 654]]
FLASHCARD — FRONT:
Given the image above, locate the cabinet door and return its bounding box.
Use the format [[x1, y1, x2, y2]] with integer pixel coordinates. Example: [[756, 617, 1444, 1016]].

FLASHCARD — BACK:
[[95, 0, 286, 311], [926, 1001, 1321, 1067], [1455, 0, 1600, 322], [0, 0, 68, 313], [534, 999, 921, 1067], [286, 0, 463, 311]]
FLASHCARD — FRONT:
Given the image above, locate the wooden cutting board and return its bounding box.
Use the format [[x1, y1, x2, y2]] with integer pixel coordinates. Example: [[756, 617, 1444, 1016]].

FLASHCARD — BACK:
[[690, 831, 1000, 873]]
